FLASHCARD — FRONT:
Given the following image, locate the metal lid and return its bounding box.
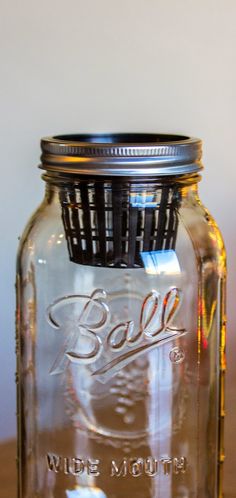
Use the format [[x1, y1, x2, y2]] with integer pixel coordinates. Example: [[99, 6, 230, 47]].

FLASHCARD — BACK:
[[40, 133, 203, 176]]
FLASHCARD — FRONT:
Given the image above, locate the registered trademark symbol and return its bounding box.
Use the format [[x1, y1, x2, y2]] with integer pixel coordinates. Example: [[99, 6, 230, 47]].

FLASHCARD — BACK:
[[169, 347, 185, 364]]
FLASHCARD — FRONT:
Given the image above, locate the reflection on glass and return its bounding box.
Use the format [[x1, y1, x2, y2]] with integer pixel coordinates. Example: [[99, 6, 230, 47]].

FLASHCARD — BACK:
[[66, 486, 107, 498], [141, 250, 181, 275], [129, 192, 157, 208]]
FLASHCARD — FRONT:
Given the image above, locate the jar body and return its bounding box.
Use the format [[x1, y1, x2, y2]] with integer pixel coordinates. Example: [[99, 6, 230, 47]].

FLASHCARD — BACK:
[[16, 180, 226, 498]]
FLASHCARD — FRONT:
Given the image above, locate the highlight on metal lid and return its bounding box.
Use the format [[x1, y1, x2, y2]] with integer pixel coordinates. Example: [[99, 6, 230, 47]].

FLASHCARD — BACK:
[[40, 133, 203, 176]]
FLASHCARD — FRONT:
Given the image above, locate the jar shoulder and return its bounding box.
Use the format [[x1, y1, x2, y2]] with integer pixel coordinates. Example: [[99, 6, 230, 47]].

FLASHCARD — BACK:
[[16, 199, 63, 271], [179, 195, 226, 275], [16, 191, 226, 279]]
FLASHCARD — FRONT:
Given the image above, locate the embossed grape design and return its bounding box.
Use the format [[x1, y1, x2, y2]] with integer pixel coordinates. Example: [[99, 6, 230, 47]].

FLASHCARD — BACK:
[[110, 358, 149, 425]]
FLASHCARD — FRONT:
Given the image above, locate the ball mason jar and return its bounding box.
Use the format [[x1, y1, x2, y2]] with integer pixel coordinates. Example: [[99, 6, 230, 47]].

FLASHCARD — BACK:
[[16, 134, 226, 498]]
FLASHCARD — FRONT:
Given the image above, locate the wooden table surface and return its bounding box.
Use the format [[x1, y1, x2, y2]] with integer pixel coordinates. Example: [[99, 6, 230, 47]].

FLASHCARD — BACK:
[[0, 381, 235, 497]]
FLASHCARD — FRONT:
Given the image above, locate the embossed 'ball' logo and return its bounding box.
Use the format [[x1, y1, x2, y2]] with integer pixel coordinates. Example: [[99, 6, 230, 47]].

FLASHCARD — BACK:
[[47, 287, 186, 382]]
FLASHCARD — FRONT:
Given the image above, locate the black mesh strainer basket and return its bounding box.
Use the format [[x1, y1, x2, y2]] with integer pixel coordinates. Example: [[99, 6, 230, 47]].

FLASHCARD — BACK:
[[59, 181, 180, 268]]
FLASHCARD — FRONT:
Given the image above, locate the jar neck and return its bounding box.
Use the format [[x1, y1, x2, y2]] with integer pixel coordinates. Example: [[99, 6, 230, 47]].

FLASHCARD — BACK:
[[44, 178, 200, 218], [44, 181, 200, 213], [43, 172, 201, 198]]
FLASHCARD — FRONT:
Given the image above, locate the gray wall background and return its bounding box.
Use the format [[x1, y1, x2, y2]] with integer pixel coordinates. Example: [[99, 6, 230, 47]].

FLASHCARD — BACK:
[[0, 1, 235, 482]]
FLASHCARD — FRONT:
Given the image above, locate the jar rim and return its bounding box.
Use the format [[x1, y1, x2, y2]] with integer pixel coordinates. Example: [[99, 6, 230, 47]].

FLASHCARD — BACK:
[[40, 133, 203, 176]]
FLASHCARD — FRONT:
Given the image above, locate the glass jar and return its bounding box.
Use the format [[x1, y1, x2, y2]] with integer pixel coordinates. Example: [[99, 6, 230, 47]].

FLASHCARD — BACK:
[[16, 134, 226, 498]]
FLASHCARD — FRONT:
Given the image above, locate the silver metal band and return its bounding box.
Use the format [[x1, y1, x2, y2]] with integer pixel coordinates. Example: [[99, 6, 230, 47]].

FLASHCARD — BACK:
[[40, 133, 203, 176]]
